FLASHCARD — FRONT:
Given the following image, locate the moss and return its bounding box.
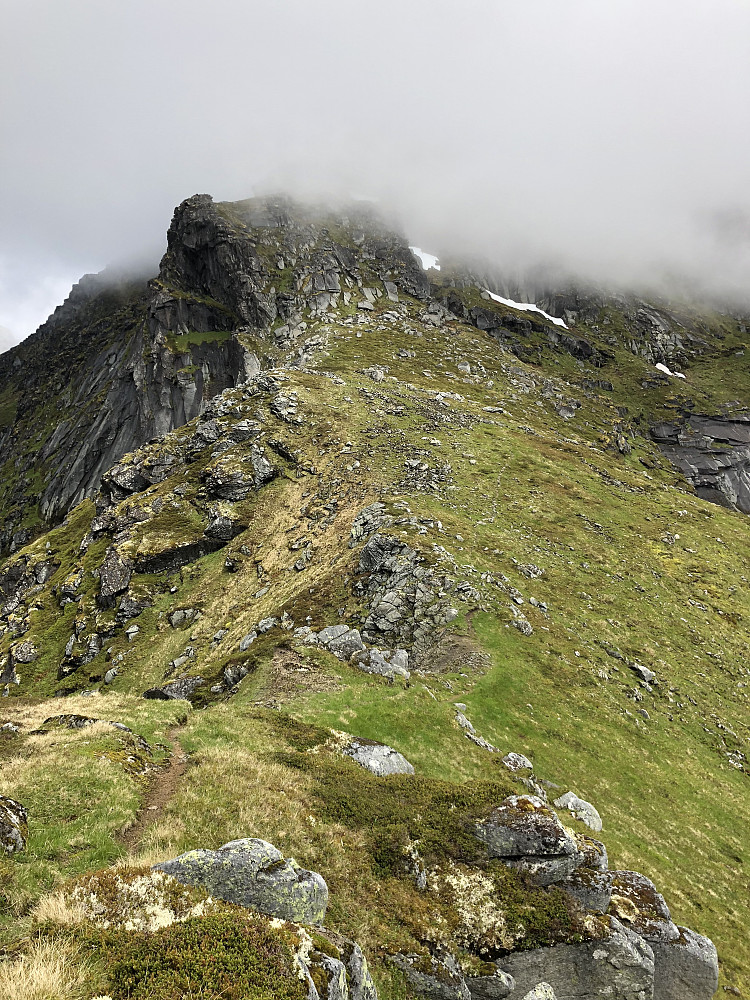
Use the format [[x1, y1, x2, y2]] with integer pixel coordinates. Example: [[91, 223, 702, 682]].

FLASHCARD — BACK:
[[166, 329, 234, 354], [81, 910, 307, 1000], [0, 386, 19, 428], [277, 752, 513, 870], [310, 932, 341, 960]]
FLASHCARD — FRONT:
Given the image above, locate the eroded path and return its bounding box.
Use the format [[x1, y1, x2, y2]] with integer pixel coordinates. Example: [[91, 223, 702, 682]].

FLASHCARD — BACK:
[[120, 727, 188, 854]]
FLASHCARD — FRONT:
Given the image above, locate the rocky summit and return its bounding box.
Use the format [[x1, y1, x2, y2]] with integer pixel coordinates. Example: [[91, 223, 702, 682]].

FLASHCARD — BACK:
[[0, 194, 748, 999]]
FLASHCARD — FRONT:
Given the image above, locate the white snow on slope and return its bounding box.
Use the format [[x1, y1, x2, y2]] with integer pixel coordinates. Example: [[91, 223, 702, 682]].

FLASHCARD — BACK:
[[409, 247, 440, 271], [484, 289, 568, 329], [655, 362, 686, 379]]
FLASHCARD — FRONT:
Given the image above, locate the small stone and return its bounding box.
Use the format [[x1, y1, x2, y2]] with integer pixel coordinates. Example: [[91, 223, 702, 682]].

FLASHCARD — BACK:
[[630, 662, 656, 684], [239, 631, 258, 651]]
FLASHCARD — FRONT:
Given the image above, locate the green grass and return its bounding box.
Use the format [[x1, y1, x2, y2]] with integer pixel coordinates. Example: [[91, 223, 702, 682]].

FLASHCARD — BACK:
[[166, 329, 233, 354], [0, 695, 187, 945]]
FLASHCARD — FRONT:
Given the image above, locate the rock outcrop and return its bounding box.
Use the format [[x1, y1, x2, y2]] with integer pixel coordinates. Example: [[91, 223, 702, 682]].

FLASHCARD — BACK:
[[651, 413, 750, 513], [475, 795, 580, 886], [499, 918, 654, 1000]]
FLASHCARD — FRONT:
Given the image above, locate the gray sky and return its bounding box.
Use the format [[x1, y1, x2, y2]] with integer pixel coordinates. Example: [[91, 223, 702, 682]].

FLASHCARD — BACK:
[[2, 0, 750, 350]]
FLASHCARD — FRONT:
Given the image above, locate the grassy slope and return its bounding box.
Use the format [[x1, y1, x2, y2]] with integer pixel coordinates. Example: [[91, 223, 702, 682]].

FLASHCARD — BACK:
[[1, 288, 749, 995]]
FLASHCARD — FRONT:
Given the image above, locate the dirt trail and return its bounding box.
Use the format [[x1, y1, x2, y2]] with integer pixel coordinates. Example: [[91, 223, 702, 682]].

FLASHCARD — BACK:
[[120, 727, 188, 854]]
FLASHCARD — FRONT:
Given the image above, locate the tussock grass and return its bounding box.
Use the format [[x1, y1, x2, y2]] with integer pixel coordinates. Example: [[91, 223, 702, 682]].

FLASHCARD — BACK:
[[32, 891, 87, 928], [0, 938, 98, 1000]]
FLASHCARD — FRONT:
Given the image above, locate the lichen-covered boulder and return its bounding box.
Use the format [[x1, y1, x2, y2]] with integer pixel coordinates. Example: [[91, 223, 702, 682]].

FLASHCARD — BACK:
[[651, 926, 719, 1000], [521, 987, 556, 1000], [153, 837, 328, 924], [309, 952, 350, 1000], [499, 917, 654, 999], [0, 795, 28, 853], [475, 795, 579, 885], [558, 833, 612, 912], [317, 930, 378, 1000], [502, 751, 533, 772], [476, 796, 576, 858], [343, 737, 415, 776], [351, 647, 410, 680]]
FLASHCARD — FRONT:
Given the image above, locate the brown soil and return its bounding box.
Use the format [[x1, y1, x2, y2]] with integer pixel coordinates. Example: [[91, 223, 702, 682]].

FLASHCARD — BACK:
[[256, 647, 343, 706], [418, 632, 491, 674], [119, 727, 188, 854]]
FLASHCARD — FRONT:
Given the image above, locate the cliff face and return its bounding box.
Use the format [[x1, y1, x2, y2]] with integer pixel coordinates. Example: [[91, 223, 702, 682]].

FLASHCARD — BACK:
[[1, 194, 749, 997], [0, 194, 431, 551]]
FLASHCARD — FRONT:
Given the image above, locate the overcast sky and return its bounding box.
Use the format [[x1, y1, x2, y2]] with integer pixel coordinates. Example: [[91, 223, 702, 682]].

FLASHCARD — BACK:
[[2, 0, 749, 351]]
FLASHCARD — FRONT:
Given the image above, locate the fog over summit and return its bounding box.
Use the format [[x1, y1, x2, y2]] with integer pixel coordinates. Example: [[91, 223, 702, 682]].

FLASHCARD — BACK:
[[1, 0, 749, 350]]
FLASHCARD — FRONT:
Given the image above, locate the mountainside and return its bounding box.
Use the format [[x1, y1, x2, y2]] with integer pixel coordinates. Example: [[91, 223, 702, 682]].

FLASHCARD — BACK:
[[1, 195, 749, 1000]]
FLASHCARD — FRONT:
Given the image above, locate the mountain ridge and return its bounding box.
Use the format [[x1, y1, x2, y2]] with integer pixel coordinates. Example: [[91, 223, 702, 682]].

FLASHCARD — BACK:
[[1, 193, 749, 999]]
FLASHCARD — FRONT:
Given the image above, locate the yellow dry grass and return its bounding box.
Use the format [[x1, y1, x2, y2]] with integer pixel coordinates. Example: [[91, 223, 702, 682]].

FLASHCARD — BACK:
[[0, 723, 125, 797], [32, 892, 87, 929], [0, 938, 98, 1000]]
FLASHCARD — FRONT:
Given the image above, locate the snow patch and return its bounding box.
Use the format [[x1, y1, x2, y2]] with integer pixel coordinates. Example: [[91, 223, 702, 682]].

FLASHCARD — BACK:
[[409, 246, 440, 271], [484, 289, 568, 329], [655, 362, 686, 379]]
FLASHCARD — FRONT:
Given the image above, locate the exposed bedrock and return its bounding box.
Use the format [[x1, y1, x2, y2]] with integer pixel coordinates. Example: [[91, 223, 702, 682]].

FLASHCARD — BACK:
[[651, 413, 750, 513]]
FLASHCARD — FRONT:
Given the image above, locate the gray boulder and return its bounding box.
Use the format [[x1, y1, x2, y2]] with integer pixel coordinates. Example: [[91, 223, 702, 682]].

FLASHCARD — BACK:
[[502, 751, 533, 772], [351, 647, 410, 680], [554, 792, 602, 833], [204, 514, 244, 540], [343, 738, 415, 776], [651, 926, 719, 1000], [475, 795, 579, 884], [559, 867, 613, 913], [153, 837, 328, 924], [239, 631, 258, 651], [0, 795, 28, 853], [318, 624, 350, 644], [389, 954, 470, 1000], [309, 953, 349, 1000], [203, 466, 255, 500], [10, 641, 37, 663], [98, 547, 133, 606], [317, 930, 378, 1000], [142, 676, 205, 701], [630, 662, 656, 684], [327, 629, 366, 661], [465, 969, 514, 1000], [476, 796, 576, 858], [499, 918, 654, 999]]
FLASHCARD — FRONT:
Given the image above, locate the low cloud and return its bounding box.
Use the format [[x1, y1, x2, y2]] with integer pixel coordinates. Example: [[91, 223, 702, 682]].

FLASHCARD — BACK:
[[2, 0, 749, 349]]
